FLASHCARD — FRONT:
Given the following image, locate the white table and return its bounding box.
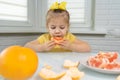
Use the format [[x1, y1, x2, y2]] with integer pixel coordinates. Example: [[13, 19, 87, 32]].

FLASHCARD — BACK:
[[0, 52, 119, 80], [31, 52, 119, 80]]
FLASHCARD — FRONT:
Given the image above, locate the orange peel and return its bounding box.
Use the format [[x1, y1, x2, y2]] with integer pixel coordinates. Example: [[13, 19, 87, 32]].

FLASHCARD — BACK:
[[59, 74, 72, 80], [39, 67, 66, 80], [66, 67, 84, 80], [116, 75, 120, 80], [63, 60, 80, 68]]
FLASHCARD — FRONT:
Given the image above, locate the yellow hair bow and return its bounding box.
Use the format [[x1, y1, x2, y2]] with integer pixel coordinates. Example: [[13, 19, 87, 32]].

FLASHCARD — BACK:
[[50, 2, 67, 10]]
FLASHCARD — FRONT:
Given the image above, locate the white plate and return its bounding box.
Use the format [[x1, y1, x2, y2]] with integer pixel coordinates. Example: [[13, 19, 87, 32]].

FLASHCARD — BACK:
[[81, 60, 120, 74]]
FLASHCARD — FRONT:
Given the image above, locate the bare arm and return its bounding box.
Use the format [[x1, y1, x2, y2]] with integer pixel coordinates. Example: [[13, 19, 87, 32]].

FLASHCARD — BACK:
[[59, 39, 91, 53], [71, 39, 91, 52], [24, 39, 56, 52]]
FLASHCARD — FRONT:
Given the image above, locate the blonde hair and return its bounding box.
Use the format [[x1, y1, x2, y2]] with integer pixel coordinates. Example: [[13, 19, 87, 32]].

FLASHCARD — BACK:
[[46, 9, 70, 27]]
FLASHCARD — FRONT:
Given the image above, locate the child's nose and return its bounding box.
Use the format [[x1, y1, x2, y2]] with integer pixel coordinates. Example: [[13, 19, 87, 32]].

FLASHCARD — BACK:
[[55, 29, 60, 33]]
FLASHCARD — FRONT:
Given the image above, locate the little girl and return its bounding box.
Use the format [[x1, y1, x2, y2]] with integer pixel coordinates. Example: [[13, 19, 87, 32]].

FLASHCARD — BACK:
[[24, 2, 91, 52]]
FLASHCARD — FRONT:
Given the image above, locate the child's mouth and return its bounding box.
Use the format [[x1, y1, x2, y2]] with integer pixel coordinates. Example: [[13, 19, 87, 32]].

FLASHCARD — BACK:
[[55, 35, 62, 37]]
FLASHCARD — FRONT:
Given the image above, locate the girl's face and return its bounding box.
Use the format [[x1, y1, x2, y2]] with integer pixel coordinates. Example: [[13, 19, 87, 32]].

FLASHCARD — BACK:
[[47, 17, 69, 38]]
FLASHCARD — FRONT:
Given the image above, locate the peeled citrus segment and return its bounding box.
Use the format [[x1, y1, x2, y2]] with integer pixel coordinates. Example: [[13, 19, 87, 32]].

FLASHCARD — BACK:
[[87, 51, 120, 69], [39, 68, 66, 80], [66, 67, 84, 80], [63, 60, 80, 68], [51, 37, 63, 44], [54, 37, 63, 40], [104, 62, 120, 70], [97, 51, 118, 62], [87, 56, 103, 68]]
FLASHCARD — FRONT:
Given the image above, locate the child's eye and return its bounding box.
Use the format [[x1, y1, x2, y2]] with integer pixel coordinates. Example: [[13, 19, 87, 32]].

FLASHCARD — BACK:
[[50, 25, 56, 29], [60, 26, 65, 29]]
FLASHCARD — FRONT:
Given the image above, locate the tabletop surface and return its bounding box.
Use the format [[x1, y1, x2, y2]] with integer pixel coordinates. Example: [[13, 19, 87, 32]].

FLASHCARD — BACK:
[[31, 52, 119, 80], [0, 52, 119, 80]]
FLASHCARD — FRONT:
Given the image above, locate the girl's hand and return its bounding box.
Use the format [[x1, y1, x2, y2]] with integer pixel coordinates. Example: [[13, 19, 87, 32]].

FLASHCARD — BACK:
[[41, 40, 56, 51], [58, 39, 71, 50]]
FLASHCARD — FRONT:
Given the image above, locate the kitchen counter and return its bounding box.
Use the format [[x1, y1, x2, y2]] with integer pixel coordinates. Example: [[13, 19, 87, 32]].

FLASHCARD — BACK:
[[31, 52, 119, 80]]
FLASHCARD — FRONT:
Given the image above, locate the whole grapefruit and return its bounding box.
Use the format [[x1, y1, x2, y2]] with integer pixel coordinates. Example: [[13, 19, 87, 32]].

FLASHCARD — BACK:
[[0, 45, 38, 80]]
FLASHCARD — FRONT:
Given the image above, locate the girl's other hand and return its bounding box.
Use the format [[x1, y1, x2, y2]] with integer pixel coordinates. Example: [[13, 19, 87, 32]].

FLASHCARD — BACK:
[[41, 40, 56, 51], [58, 39, 71, 50]]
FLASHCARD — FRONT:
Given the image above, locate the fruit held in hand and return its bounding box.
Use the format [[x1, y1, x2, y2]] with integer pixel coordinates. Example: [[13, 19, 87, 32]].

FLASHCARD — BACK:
[[0, 45, 38, 80], [51, 37, 63, 44]]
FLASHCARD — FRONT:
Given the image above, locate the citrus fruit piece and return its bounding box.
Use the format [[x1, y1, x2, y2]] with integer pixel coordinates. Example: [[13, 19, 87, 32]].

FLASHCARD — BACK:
[[51, 37, 63, 44], [87, 57, 103, 68], [63, 60, 80, 68], [0, 45, 38, 80]]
